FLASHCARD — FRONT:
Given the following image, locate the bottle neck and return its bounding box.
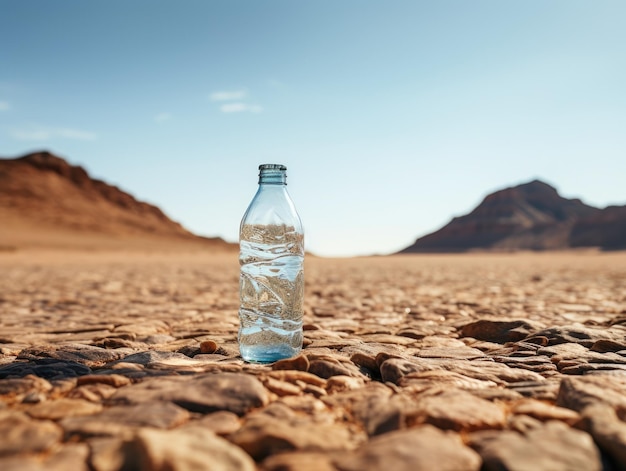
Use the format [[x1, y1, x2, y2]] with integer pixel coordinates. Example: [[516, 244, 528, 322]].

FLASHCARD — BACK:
[[258, 164, 287, 185]]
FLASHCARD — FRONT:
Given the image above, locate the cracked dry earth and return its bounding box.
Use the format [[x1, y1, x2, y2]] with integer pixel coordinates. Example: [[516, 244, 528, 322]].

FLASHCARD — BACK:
[[1, 251, 626, 471]]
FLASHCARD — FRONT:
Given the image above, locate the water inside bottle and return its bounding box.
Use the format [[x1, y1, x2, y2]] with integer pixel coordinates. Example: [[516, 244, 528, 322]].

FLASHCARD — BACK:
[[239, 223, 304, 363]]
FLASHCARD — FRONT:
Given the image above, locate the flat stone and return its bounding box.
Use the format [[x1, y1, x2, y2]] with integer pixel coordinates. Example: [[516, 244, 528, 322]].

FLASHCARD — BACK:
[[511, 399, 579, 424], [76, 374, 131, 387], [262, 451, 338, 471], [0, 358, 91, 380], [111, 351, 198, 367], [26, 398, 103, 420], [580, 403, 626, 467], [126, 426, 255, 471], [334, 425, 481, 471], [89, 437, 127, 471], [460, 319, 541, 343], [61, 401, 190, 438], [469, 421, 601, 471], [408, 389, 506, 432], [590, 339, 626, 353], [417, 346, 487, 360], [230, 408, 356, 460], [272, 354, 310, 372], [379, 358, 440, 384], [0, 443, 90, 471], [443, 361, 546, 386], [267, 370, 327, 387], [556, 374, 626, 413], [0, 374, 52, 397], [323, 383, 398, 436], [397, 370, 498, 392], [109, 372, 269, 415], [527, 325, 621, 348], [0, 410, 62, 456], [308, 359, 363, 379], [181, 411, 241, 436], [17, 345, 123, 367]]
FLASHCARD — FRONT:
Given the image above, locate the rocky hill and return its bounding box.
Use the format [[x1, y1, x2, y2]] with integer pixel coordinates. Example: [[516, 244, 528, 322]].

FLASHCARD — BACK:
[[0, 151, 234, 251], [400, 180, 625, 253]]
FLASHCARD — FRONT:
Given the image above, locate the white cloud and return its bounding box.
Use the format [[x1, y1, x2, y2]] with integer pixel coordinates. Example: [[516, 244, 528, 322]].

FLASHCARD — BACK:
[[209, 89, 248, 101], [154, 112, 171, 123], [0, 101, 10, 111], [220, 103, 263, 114], [10, 126, 97, 141]]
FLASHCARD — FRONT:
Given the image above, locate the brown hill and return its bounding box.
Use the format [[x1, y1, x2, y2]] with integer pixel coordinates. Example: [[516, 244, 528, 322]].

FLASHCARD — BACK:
[[399, 180, 625, 253], [0, 151, 235, 251]]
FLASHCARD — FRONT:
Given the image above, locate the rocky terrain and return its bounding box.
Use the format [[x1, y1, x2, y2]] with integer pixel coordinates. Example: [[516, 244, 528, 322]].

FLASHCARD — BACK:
[[0, 151, 234, 251], [400, 180, 626, 252], [1, 250, 625, 470]]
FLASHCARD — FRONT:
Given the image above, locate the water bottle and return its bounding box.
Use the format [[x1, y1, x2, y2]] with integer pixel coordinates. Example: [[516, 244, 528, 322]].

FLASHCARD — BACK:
[[238, 164, 304, 363]]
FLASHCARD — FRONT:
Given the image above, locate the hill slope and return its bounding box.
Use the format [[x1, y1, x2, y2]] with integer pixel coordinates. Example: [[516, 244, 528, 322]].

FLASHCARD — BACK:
[[400, 180, 625, 253], [0, 151, 234, 251]]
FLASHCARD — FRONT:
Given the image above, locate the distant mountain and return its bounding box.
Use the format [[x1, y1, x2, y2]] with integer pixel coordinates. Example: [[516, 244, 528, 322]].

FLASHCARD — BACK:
[[0, 151, 235, 251], [399, 179, 626, 253]]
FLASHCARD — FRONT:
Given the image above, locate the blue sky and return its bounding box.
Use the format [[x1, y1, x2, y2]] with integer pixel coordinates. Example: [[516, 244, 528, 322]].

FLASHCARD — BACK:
[[1, 1, 625, 256]]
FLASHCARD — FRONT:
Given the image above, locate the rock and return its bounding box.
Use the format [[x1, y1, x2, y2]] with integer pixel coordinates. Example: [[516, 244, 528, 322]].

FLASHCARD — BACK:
[[443, 361, 547, 386], [323, 382, 398, 436], [408, 389, 506, 432], [17, 345, 123, 367], [580, 403, 626, 468], [112, 351, 197, 367], [460, 319, 540, 343], [68, 383, 118, 402], [76, 374, 131, 387], [61, 401, 190, 438], [262, 452, 338, 471], [89, 437, 127, 471], [507, 380, 561, 401], [417, 346, 487, 360], [397, 370, 498, 392], [267, 370, 327, 387], [527, 325, 621, 348], [510, 399, 579, 425], [379, 358, 438, 384], [469, 421, 602, 471], [109, 372, 269, 415], [272, 354, 310, 371], [308, 359, 363, 379], [200, 340, 218, 354], [230, 409, 356, 460], [0, 443, 90, 471], [0, 374, 52, 397], [0, 410, 62, 456], [182, 411, 241, 436], [126, 427, 255, 471], [325, 375, 365, 394], [334, 425, 481, 471], [26, 398, 103, 420], [590, 339, 626, 353], [0, 358, 91, 380], [44, 443, 90, 471], [556, 375, 626, 413]]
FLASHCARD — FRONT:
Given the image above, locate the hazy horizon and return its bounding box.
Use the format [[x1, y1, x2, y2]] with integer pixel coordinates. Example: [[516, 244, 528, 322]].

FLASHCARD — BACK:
[[1, 1, 625, 256]]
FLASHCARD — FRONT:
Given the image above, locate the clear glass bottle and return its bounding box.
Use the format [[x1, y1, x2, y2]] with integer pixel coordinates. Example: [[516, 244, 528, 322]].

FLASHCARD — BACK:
[[238, 164, 304, 363]]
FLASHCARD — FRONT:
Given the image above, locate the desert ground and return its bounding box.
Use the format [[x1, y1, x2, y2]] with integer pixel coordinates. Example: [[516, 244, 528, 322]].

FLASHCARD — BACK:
[[1, 250, 626, 470]]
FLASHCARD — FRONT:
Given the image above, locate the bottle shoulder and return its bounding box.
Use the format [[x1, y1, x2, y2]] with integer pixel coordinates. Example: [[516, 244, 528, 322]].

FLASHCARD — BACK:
[[241, 186, 303, 232]]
